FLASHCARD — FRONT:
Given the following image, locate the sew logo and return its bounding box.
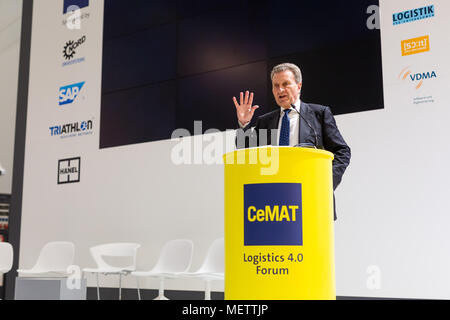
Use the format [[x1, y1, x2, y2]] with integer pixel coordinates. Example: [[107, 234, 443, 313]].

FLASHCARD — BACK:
[[59, 82, 85, 106], [63, 0, 89, 14], [393, 5, 435, 26], [244, 183, 302, 246], [401, 35, 430, 56], [399, 67, 437, 90]]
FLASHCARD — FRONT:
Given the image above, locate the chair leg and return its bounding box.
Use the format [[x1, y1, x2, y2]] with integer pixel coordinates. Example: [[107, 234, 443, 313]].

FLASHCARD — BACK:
[[96, 273, 100, 300], [119, 273, 122, 300], [155, 278, 168, 300], [205, 280, 212, 300], [136, 277, 141, 301]]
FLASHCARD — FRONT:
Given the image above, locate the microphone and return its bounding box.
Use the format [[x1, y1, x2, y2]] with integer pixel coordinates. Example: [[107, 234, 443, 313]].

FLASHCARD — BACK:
[[290, 104, 319, 148]]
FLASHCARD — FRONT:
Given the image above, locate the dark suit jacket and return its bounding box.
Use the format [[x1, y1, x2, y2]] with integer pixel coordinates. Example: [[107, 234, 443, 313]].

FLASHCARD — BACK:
[[236, 101, 351, 220]]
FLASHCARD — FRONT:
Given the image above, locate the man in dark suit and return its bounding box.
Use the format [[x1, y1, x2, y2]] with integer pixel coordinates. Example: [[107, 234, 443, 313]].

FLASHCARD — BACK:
[[233, 63, 351, 220]]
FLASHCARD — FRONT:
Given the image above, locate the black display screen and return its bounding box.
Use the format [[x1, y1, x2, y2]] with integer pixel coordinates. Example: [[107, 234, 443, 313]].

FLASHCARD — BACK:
[[100, 0, 382, 149]]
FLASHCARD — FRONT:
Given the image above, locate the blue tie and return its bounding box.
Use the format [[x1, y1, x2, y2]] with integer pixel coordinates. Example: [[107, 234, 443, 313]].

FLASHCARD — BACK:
[[279, 109, 291, 146]]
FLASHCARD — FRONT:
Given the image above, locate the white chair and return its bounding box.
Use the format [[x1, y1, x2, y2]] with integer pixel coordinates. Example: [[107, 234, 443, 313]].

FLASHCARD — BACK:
[[132, 239, 194, 300], [182, 237, 224, 300], [0, 242, 13, 300], [17, 241, 74, 276], [83, 243, 141, 300], [0, 242, 13, 274]]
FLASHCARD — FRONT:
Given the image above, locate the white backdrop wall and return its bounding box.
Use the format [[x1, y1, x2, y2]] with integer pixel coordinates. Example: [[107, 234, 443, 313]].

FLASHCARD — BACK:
[[19, 0, 450, 298], [0, 0, 22, 194], [335, 0, 450, 299]]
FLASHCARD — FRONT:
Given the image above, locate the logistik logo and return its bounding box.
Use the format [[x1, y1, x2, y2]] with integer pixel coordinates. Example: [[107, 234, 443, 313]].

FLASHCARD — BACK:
[[62, 35, 86, 67], [401, 35, 430, 56], [49, 120, 93, 139], [393, 5, 435, 25], [399, 67, 437, 90], [59, 82, 85, 106], [244, 183, 302, 246]]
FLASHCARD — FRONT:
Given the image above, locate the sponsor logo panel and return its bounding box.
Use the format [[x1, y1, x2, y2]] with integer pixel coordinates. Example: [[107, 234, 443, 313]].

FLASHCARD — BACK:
[[49, 119, 94, 139], [58, 157, 81, 184], [398, 66, 438, 105], [63, 0, 89, 14], [244, 183, 303, 246], [62, 35, 86, 67], [63, 0, 90, 29], [59, 81, 85, 106], [401, 35, 430, 56], [398, 67, 437, 90], [393, 5, 435, 26]]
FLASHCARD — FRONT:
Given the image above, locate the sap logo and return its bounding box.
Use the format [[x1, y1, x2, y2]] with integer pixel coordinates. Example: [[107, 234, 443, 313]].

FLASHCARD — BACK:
[[247, 205, 299, 222], [59, 82, 85, 106], [244, 183, 302, 246], [401, 35, 430, 56], [63, 0, 89, 14], [393, 5, 434, 26], [399, 67, 437, 90], [58, 157, 81, 184]]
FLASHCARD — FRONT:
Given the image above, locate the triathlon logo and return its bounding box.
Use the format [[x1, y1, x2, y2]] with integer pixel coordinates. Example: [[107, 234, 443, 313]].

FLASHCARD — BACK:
[[49, 119, 94, 138]]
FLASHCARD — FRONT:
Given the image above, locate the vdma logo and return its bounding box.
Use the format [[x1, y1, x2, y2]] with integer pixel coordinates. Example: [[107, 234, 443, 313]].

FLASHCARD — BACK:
[[59, 82, 85, 106], [398, 67, 437, 90], [63, 0, 89, 14], [244, 183, 302, 246]]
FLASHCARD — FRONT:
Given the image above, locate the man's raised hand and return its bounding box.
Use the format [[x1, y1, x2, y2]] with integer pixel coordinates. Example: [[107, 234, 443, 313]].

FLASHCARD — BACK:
[[233, 90, 259, 126]]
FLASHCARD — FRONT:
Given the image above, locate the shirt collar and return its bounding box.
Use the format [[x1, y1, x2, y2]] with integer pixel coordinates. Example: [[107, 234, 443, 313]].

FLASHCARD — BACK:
[[280, 98, 301, 115]]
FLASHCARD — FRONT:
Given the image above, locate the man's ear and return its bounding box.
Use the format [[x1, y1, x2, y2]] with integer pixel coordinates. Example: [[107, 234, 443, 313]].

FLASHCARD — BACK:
[[298, 82, 302, 91]]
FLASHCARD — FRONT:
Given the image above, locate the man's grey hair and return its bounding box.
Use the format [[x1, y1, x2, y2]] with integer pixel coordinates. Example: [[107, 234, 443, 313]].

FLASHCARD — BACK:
[[270, 63, 302, 83]]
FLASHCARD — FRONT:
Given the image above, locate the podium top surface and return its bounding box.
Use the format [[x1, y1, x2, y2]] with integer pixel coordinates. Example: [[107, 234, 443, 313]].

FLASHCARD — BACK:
[[223, 146, 334, 162]]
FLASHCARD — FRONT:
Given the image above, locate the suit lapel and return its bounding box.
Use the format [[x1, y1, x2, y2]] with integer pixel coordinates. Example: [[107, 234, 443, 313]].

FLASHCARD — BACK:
[[299, 101, 308, 144], [299, 101, 315, 145], [267, 110, 280, 146]]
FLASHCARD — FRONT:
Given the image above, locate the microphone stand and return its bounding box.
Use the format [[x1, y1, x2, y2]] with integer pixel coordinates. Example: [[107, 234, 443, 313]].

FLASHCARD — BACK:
[[290, 104, 319, 149]]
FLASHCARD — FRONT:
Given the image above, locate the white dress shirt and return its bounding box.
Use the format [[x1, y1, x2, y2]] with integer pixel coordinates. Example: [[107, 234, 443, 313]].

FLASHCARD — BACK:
[[275, 99, 300, 146], [239, 99, 301, 146]]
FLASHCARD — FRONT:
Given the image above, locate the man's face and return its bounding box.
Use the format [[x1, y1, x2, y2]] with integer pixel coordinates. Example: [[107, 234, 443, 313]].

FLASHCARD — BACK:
[[272, 70, 302, 109]]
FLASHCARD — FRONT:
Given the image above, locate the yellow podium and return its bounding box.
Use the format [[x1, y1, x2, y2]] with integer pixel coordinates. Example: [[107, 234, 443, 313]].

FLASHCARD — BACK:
[[223, 146, 335, 300]]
